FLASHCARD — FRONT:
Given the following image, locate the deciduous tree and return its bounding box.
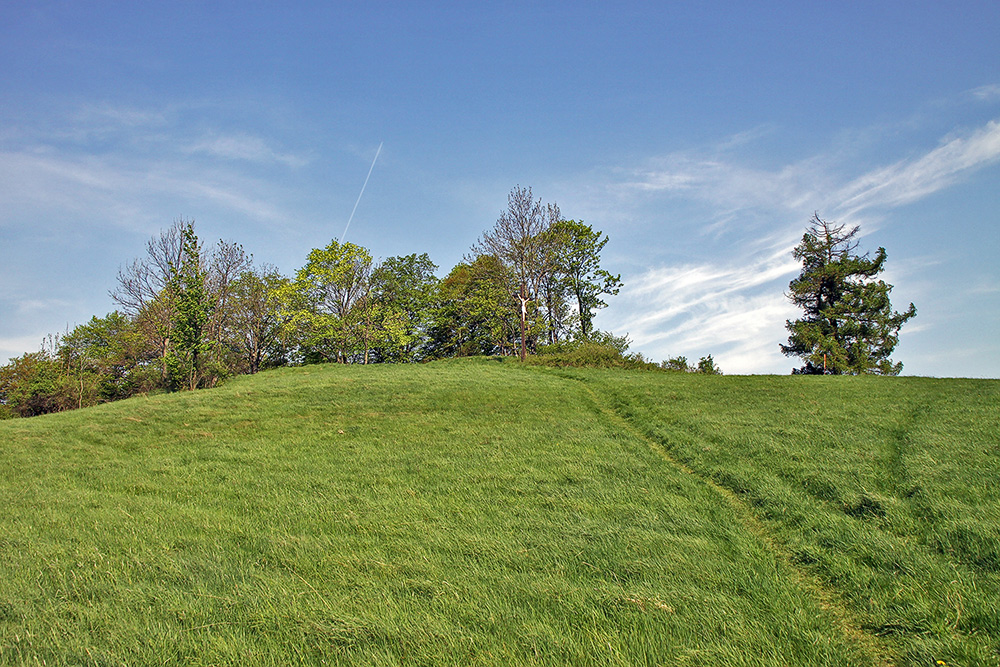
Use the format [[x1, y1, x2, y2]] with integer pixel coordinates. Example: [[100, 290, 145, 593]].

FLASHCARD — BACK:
[[285, 240, 373, 363], [471, 186, 561, 360], [226, 266, 288, 373], [548, 220, 622, 339]]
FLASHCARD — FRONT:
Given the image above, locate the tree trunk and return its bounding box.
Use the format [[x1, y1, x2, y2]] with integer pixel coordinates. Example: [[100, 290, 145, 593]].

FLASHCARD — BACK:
[[519, 282, 527, 361]]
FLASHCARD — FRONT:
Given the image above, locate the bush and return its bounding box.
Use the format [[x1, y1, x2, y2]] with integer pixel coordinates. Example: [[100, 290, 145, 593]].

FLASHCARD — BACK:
[[0, 351, 76, 417], [528, 341, 659, 370], [661, 354, 723, 375]]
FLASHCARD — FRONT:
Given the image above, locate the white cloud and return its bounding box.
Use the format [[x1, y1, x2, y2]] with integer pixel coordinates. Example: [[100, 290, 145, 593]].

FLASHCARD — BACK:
[[835, 119, 1000, 214], [619, 153, 827, 217], [970, 84, 1000, 102], [598, 246, 802, 373], [185, 133, 309, 168], [0, 147, 294, 231]]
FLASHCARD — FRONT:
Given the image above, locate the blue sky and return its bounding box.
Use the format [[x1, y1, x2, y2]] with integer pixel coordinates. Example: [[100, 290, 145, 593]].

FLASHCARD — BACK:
[[2, 1, 998, 376]]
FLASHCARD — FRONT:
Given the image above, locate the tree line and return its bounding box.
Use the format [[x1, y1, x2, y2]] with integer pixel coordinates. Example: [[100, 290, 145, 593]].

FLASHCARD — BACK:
[[2, 187, 670, 418], [1, 192, 916, 418]]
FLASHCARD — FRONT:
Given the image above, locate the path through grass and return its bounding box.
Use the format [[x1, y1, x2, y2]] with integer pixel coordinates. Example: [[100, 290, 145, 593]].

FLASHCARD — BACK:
[[565, 368, 1000, 666]]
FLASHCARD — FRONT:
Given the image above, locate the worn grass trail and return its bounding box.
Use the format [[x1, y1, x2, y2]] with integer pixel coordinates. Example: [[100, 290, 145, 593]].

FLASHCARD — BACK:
[[563, 369, 1000, 667], [566, 375, 894, 667], [0, 360, 883, 666]]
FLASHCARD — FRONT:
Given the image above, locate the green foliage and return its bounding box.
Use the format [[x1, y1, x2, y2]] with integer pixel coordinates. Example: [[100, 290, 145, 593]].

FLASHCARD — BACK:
[[531, 331, 666, 369], [282, 239, 374, 363], [469, 190, 624, 356], [11, 194, 628, 417], [368, 253, 439, 362], [782, 214, 917, 375], [59, 311, 159, 402], [548, 219, 623, 338], [471, 186, 563, 360], [224, 268, 290, 373], [0, 349, 74, 417], [662, 355, 690, 372], [164, 223, 214, 390], [528, 341, 657, 369], [660, 354, 723, 374], [697, 354, 722, 375], [427, 256, 520, 358]]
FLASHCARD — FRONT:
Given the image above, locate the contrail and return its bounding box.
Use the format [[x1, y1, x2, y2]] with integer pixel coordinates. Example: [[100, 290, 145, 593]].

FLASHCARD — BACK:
[[340, 141, 383, 244]]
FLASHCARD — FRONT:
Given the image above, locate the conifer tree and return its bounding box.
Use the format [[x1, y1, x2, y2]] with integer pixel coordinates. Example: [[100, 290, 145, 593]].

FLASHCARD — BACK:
[[781, 214, 916, 375], [165, 223, 212, 389]]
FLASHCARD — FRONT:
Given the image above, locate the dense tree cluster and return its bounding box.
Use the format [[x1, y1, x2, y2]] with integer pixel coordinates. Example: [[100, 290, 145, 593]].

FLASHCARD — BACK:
[[1, 189, 652, 418]]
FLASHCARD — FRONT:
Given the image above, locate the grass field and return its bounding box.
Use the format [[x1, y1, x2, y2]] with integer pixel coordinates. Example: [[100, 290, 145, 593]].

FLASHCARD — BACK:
[[1, 360, 997, 665]]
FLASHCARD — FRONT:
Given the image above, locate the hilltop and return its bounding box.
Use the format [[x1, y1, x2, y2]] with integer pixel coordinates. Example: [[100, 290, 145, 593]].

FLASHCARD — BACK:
[[1, 361, 997, 666]]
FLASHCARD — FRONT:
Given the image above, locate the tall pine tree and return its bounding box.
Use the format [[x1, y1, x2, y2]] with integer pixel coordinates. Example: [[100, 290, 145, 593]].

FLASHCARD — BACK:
[[781, 214, 916, 375]]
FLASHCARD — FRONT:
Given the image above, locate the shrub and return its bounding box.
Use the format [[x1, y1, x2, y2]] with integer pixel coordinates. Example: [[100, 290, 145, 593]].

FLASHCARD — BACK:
[[528, 341, 659, 370]]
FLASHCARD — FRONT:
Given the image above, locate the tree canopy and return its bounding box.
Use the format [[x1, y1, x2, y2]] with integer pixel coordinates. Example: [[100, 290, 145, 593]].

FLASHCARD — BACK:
[[0, 189, 734, 419]]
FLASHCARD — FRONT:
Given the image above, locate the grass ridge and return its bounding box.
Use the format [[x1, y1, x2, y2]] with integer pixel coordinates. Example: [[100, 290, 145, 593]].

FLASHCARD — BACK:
[[1, 361, 996, 665]]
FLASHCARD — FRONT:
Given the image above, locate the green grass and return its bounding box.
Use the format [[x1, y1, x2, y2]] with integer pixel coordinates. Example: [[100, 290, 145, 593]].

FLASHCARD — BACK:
[[0, 360, 997, 665], [564, 368, 1000, 666]]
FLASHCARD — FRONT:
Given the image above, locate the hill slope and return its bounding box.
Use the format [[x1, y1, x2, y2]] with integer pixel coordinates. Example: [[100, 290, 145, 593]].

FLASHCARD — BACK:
[[1, 360, 997, 666]]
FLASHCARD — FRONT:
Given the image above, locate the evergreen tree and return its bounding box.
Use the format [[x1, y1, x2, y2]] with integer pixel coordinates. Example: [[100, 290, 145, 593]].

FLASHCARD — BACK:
[[165, 223, 213, 390], [781, 214, 916, 375]]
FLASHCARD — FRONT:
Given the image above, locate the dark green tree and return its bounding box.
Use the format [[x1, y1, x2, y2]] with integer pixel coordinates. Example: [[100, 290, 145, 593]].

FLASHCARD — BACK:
[[59, 311, 158, 402], [226, 266, 289, 374], [165, 223, 213, 389], [696, 355, 722, 375], [0, 349, 73, 417], [781, 214, 916, 375], [427, 256, 519, 358]]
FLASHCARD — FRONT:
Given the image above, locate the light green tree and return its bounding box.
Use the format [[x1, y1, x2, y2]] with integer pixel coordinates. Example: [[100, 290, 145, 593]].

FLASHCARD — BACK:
[[284, 240, 373, 363], [368, 253, 439, 362], [226, 266, 289, 373]]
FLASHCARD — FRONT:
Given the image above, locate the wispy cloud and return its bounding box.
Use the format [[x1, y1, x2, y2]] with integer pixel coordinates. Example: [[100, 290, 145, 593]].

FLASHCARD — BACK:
[[619, 150, 827, 216], [611, 117, 1000, 232], [75, 103, 169, 129], [970, 84, 1000, 102], [598, 247, 801, 373], [835, 119, 1000, 214], [0, 146, 295, 231], [185, 133, 309, 167]]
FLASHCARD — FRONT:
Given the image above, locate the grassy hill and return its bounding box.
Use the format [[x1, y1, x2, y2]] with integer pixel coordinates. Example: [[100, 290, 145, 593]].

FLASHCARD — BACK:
[[1, 360, 997, 666]]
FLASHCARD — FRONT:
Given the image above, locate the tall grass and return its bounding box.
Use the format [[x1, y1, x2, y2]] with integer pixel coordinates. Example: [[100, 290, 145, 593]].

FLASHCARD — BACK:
[[566, 369, 1000, 666], [0, 360, 996, 665]]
